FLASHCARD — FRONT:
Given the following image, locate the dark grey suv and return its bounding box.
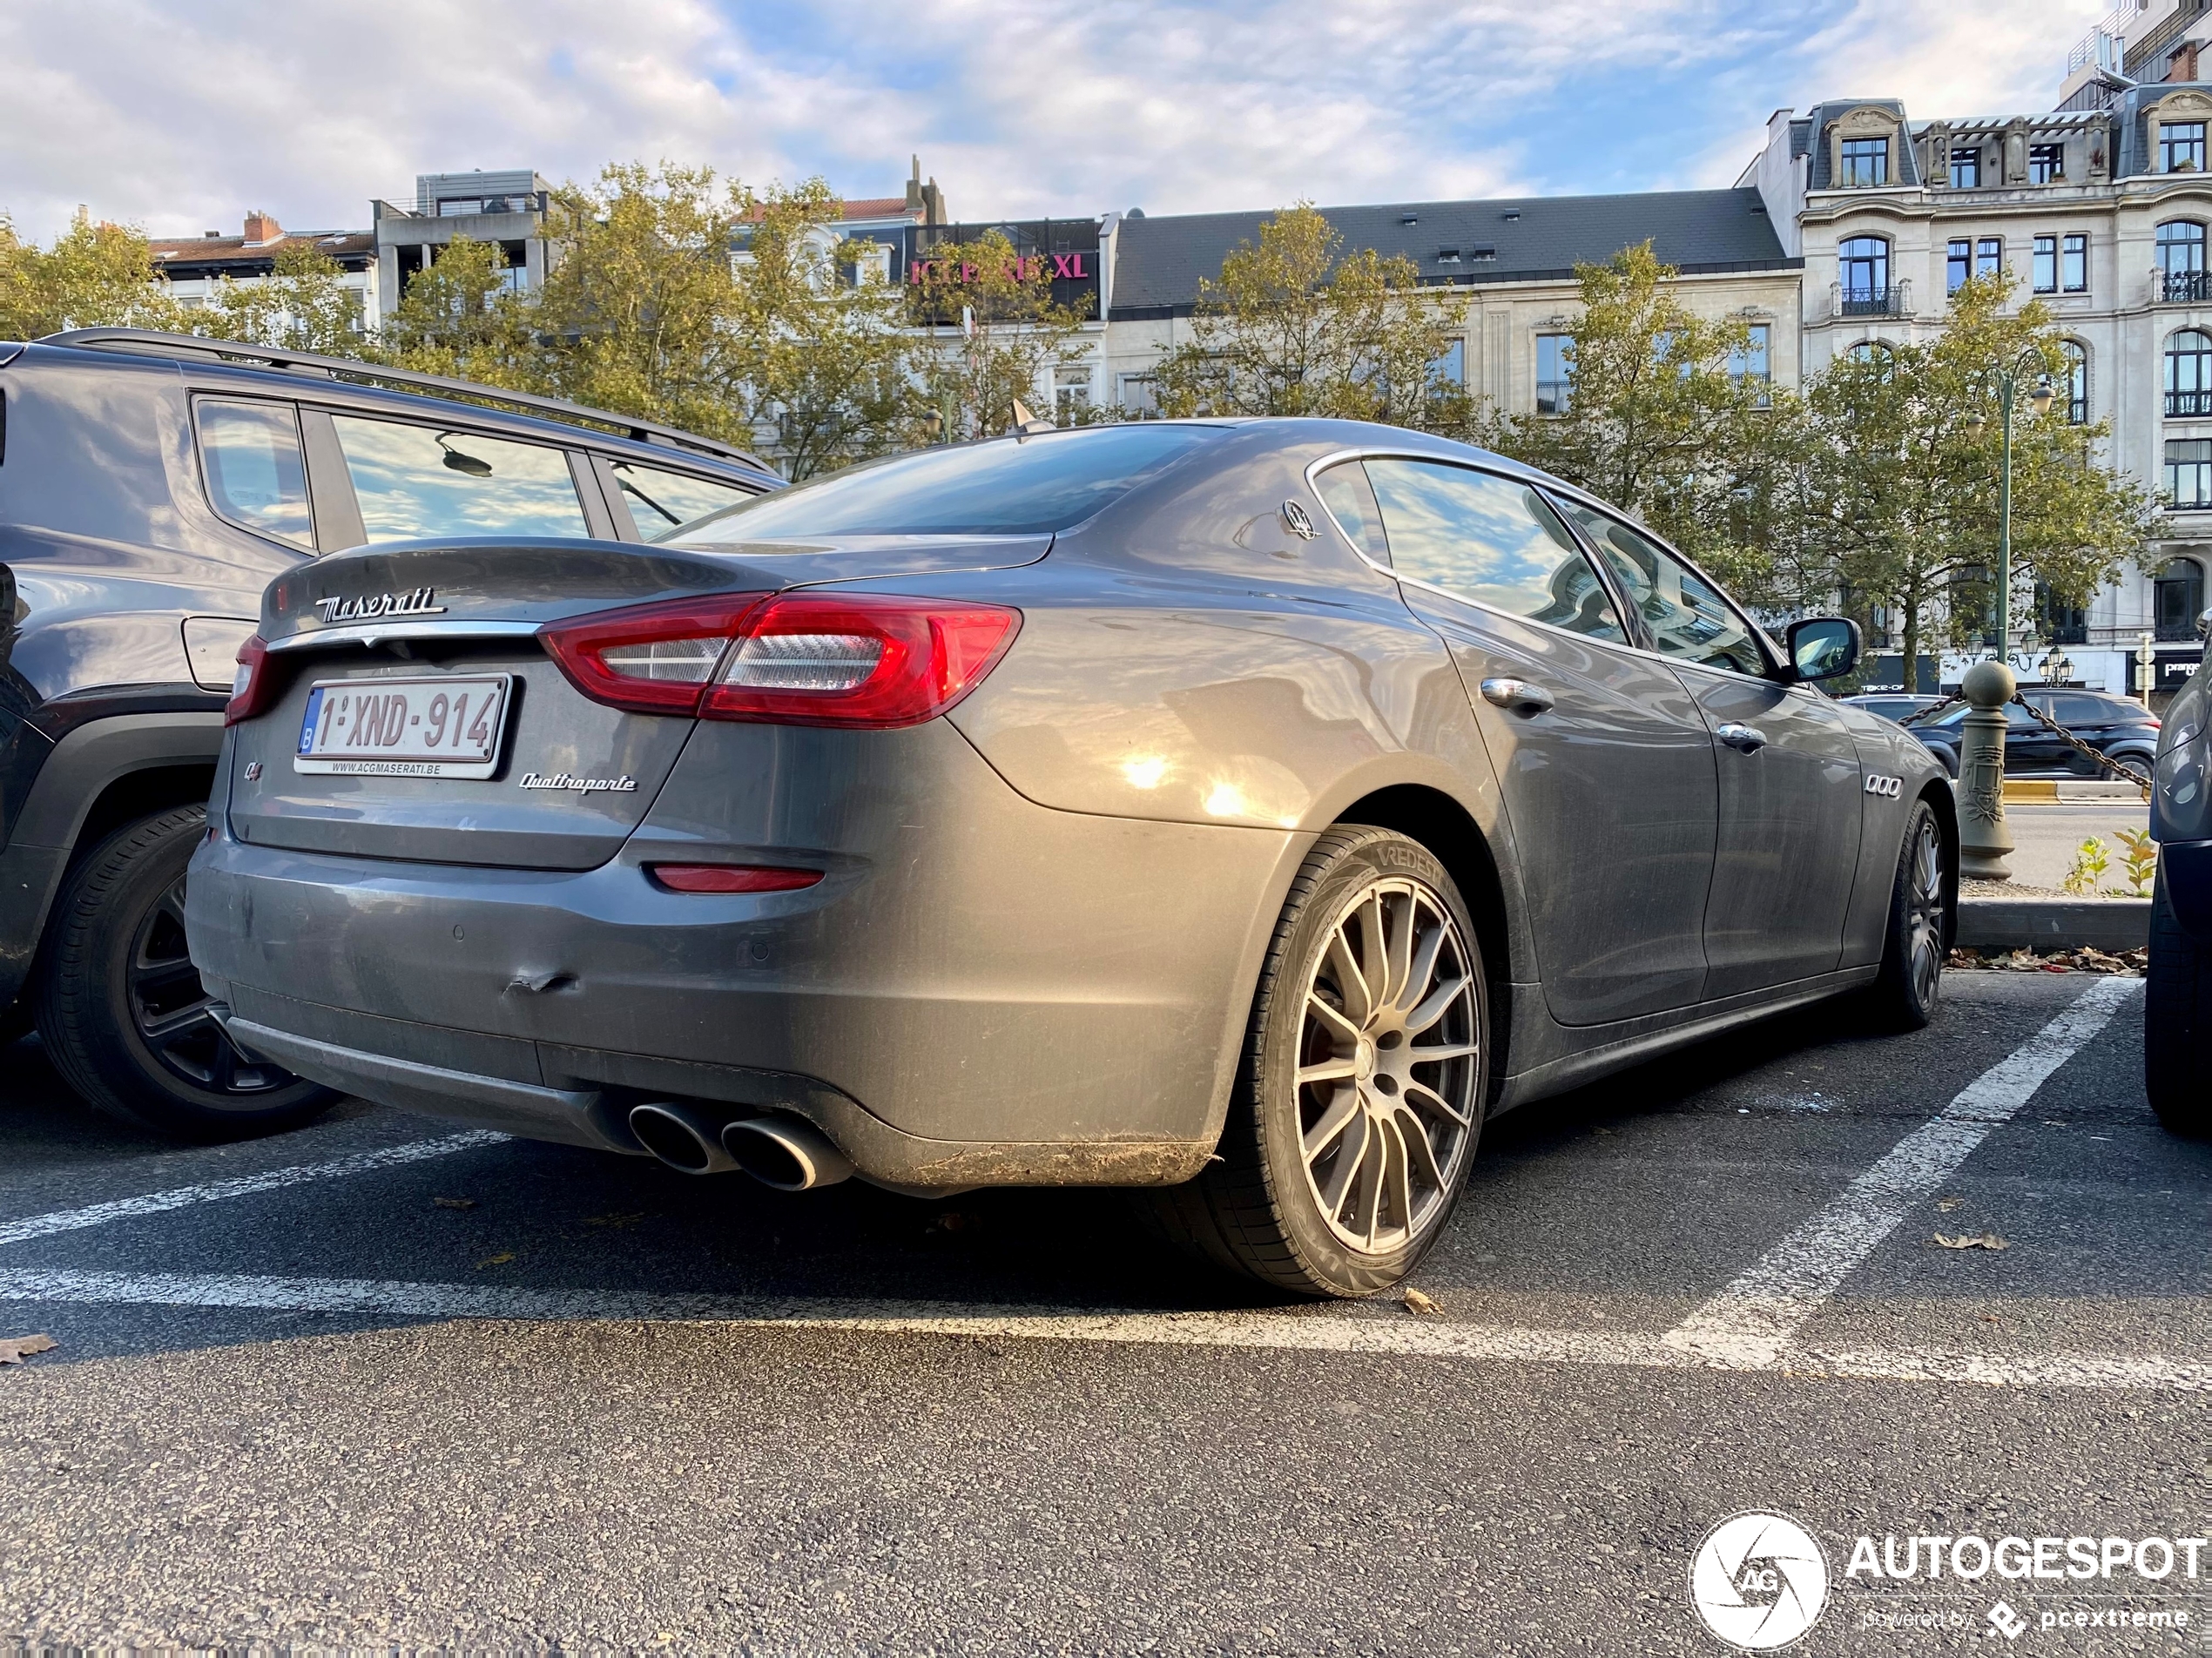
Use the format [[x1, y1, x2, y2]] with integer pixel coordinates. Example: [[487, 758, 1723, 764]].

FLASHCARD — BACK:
[[0, 328, 777, 1136], [189, 420, 1954, 1295]]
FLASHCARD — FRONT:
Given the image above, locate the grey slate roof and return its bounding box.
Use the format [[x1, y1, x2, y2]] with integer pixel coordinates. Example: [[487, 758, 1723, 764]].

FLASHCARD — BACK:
[[1108, 188, 1791, 319]]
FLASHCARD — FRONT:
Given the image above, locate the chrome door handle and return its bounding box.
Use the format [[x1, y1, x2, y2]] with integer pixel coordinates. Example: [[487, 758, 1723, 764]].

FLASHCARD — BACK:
[[1480, 677, 1555, 717], [1716, 723, 1768, 753]]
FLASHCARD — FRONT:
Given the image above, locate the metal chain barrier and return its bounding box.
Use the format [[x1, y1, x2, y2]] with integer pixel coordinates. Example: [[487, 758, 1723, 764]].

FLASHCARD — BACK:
[[2005, 692, 2153, 801]]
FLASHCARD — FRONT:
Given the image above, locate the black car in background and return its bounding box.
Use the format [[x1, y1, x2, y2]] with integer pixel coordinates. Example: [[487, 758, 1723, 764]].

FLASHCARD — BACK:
[[1901, 688, 2159, 780], [0, 328, 778, 1136], [1841, 692, 1945, 725]]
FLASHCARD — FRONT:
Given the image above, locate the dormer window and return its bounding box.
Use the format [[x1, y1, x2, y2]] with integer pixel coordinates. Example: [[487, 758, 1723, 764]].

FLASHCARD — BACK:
[[2028, 143, 2065, 184], [1840, 137, 1889, 185], [2163, 121, 2207, 172], [1469, 246, 1496, 261], [1950, 147, 1981, 189], [1436, 248, 1460, 263]]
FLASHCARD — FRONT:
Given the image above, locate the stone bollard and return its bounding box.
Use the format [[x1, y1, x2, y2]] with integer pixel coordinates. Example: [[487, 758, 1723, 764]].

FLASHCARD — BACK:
[[1956, 659, 2016, 881]]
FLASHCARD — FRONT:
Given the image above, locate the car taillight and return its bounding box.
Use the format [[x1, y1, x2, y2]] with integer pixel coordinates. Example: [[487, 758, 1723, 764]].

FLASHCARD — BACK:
[[646, 864, 824, 893], [539, 592, 1020, 729], [224, 634, 279, 725]]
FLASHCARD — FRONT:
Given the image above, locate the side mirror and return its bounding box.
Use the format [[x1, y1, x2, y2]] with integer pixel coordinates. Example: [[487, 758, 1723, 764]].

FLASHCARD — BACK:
[[1787, 617, 1862, 682]]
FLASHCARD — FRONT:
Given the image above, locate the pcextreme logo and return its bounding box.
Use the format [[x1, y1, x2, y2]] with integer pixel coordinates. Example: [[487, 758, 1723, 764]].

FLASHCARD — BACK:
[[1689, 1511, 1831, 1649]]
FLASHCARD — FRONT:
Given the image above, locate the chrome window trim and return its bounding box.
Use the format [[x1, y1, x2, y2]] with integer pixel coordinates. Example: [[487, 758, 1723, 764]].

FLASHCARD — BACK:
[[266, 619, 543, 653]]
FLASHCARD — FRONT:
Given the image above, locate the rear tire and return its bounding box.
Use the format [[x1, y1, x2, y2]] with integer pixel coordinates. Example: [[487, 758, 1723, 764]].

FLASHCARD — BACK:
[[34, 806, 336, 1139], [1866, 799, 1947, 1031], [2146, 862, 2212, 1137], [1153, 826, 1487, 1297]]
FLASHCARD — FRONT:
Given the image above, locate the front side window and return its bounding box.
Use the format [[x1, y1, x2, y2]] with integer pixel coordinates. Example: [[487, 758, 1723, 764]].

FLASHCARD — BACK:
[[198, 400, 313, 549], [2162, 121, 2207, 173], [1840, 137, 1888, 185], [2029, 143, 2066, 184], [677, 423, 1217, 541], [2061, 340, 2089, 424], [2062, 233, 2087, 292], [1361, 460, 1624, 643], [2166, 439, 2212, 508], [604, 460, 757, 543], [1313, 461, 1388, 563], [1950, 148, 1981, 189], [2033, 235, 2058, 294], [2166, 329, 2212, 417], [1946, 239, 1972, 294], [1557, 503, 1768, 677], [1536, 334, 1574, 414], [330, 418, 589, 544]]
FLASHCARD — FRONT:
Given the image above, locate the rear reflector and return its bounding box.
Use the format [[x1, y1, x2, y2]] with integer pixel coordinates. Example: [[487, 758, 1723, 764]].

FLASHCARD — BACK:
[[539, 591, 1019, 728], [646, 864, 824, 893]]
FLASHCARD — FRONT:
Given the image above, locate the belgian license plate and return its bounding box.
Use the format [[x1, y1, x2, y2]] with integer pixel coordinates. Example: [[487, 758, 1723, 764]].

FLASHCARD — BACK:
[[294, 675, 510, 778]]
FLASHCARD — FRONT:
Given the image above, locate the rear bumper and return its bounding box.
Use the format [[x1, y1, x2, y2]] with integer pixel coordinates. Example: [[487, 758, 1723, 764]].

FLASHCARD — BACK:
[[189, 718, 1298, 1188]]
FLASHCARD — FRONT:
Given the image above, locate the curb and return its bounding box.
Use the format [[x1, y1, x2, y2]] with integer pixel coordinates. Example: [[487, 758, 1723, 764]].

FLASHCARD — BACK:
[[1957, 896, 2151, 952]]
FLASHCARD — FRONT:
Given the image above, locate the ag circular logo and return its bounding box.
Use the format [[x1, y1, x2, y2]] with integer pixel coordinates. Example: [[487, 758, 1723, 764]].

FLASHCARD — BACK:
[[1689, 1511, 1830, 1649]]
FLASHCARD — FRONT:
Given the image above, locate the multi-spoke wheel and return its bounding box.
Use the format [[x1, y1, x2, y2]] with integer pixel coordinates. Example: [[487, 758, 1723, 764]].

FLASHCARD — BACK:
[[35, 805, 335, 1138], [1868, 799, 1948, 1031], [1156, 826, 1487, 1297]]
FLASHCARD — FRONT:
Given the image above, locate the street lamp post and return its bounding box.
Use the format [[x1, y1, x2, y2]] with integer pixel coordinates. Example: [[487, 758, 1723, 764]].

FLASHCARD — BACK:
[[1958, 350, 2055, 882]]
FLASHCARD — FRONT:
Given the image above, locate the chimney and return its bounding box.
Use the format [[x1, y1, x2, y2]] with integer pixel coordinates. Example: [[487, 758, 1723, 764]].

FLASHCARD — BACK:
[[923, 175, 946, 226], [905, 155, 923, 213], [2170, 40, 2201, 82], [242, 210, 282, 246]]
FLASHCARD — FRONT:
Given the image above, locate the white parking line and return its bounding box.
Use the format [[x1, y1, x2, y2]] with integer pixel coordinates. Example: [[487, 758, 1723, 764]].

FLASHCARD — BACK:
[[0, 1266, 2202, 1391], [0, 1131, 510, 1246], [1663, 975, 2141, 1368]]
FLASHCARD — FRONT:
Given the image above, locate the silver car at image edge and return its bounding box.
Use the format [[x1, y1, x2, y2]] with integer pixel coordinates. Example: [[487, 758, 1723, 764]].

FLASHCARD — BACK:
[[185, 418, 1954, 1296]]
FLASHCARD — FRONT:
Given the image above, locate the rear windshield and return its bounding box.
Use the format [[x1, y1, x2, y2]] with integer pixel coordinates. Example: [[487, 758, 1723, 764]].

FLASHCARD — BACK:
[[671, 424, 1220, 542]]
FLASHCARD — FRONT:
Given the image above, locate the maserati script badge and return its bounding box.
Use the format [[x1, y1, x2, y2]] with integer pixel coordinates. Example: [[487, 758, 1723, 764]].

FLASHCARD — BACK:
[[519, 772, 639, 794], [315, 586, 447, 624]]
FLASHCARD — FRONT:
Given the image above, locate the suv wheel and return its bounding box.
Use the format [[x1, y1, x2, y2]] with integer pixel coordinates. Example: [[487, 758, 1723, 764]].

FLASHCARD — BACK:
[[2108, 748, 2155, 785], [1866, 800, 1946, 1031], [2147, 863, 2212, 1136], [1155, 826, 1487, 1297], [35, 806, 336, 1138]]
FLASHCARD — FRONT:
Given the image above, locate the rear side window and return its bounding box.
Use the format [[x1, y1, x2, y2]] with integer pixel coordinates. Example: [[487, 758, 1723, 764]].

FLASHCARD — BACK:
[[1363, 459, 1624, 643], [674, 424, 1218, 542], [1557, 502, 1766, 677], [332, 416, 589, 543], [1314, 461, 1388, 562], [199, 400, 314, 549], [604, 459, 757, 542], [2052, 693, 2121, 725]]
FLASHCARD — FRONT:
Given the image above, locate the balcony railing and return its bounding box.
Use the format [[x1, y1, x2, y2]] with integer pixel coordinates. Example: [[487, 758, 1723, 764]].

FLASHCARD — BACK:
[[1838, 285, 1902, 318], [2163, 270, 2212, 303], [2168, 389, 2212, 417]]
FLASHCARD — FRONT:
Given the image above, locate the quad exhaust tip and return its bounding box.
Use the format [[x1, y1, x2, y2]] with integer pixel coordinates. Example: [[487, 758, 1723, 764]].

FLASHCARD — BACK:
[[628, 1102, 853, 1190]]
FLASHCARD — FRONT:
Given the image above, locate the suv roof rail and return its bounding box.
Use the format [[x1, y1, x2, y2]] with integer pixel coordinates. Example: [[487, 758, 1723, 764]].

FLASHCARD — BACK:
[[37, 327, 775, 474]]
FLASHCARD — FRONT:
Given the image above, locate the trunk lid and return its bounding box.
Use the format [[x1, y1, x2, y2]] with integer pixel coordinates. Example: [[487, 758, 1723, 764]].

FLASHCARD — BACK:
[[229, 535, 1046, 869]]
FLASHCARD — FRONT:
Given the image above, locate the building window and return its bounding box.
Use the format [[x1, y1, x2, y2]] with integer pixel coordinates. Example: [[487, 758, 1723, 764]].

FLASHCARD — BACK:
[[2061, 340, 2089, 424], [1845, 340, 1895, 371], [1115, 374, 1159, 419], [2062, 233, 2087, 293], [1433, 337, 1466, 387], [2033, 235, 2058, 294], [2162, 121, 2208, 173], [1054, 366, 1093, 420], [2037, 581, 2090, 645], [2168, 329, 2212, 416], [1839, 137, 1889, 185], [2166, 439, 2212, 507], [1536, 334, 1574, 414], [1727, 323, 1771, 401], [1839, 236, 1891, 313], [2028, 143, 2066, 184], [1976, 238, 2003, 279], [2160, 220, 2208, 300], [1949, 147, 1981, 189], [1946, 239, 1972, 293], [2158, 556, 2208, 637]]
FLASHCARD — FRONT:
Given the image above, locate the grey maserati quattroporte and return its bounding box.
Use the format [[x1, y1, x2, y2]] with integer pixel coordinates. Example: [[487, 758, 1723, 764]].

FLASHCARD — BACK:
[[186, 420, 1953, 1296]]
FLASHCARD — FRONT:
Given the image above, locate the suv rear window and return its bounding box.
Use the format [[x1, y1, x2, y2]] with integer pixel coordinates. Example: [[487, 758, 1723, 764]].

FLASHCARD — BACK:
[[199, 400, 313, 549], [672, 424, 1219, 542], [604, 458, 757, 542]]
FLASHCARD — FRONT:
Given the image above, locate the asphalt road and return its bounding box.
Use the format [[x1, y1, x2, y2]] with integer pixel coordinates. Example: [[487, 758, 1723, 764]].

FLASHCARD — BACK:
[[0, 971, 2205, 1655], [2000, 802, 2154, 892]]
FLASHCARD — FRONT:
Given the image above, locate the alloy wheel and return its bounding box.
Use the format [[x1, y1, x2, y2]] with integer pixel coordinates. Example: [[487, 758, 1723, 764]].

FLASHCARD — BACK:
[[1905, 816, 1945, 1008], [127, 873, 293, 1097], [1295, 876, 1480, 1254]]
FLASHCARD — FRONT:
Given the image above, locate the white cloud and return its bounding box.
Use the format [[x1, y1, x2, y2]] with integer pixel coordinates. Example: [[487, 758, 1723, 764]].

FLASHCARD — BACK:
[[0, 0, 2124, 243]]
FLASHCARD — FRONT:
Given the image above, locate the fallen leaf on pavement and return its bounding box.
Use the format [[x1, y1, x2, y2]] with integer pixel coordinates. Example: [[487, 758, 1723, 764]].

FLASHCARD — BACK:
[[433, 1196, 476, 1210], [1933, 1233, 2010, 1251], [0, 1333, 57, 1365], [1402, 1287, 1441, 1316], [475, 1251, 516, 1269], [1936, 1196, 1964, 1212]]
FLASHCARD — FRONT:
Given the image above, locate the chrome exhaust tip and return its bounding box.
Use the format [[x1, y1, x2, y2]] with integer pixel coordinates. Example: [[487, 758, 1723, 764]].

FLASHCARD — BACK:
[[629, 1102, 741, 1176], [720, 1115, 853, 1190]]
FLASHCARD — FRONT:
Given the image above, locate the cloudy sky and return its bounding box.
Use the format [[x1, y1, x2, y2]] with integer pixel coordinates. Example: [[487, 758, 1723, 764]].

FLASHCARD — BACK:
[[0, 0, 2107, 242]]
